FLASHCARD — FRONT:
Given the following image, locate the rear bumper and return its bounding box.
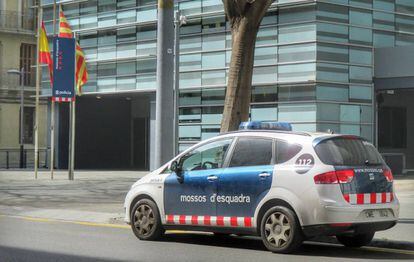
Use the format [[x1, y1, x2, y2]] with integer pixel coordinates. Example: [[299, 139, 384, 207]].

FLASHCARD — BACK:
[[302, 220, 397, 238]]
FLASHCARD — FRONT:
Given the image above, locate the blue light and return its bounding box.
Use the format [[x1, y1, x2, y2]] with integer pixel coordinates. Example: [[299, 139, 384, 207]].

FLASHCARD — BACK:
[[239, 121, 292, 131]]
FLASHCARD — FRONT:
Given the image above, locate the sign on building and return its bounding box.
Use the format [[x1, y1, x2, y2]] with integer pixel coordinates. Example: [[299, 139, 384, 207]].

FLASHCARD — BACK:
[[52, 37, 75, 102]]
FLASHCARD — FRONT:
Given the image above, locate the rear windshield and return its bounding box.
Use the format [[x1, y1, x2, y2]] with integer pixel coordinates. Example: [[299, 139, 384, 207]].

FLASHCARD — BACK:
[[314, 137, 384, 166]]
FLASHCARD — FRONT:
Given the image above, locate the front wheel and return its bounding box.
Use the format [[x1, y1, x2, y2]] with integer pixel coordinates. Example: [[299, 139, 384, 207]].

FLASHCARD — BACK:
[[336, 232, 375, 247], [130, 199, 164, 241], [260, 206, 303, 253]]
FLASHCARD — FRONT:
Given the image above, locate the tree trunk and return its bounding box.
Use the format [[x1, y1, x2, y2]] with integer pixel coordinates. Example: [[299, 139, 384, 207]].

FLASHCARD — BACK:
[[220, 0, 272, 133]]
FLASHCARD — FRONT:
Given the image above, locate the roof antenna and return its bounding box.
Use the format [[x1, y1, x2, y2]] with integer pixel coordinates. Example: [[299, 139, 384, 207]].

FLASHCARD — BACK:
[[326, 129, 334, 134]]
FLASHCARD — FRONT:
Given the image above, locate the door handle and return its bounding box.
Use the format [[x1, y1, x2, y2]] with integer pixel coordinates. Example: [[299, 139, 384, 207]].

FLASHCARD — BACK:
[[259, 172, 271, 179], [207, 175, 218, 181]]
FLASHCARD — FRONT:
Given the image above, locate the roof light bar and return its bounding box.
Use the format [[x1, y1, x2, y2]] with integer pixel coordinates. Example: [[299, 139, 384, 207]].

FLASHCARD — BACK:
[[239, 121, 292, 131]]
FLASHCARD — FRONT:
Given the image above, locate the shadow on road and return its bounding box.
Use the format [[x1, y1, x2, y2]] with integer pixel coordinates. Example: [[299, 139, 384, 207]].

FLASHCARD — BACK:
[[160, 233, 414, 260], [0, 245, 124, 262]]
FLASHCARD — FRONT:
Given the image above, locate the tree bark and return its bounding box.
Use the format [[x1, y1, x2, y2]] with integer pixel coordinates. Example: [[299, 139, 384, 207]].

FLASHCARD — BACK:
[[220, 0, 272, 133]]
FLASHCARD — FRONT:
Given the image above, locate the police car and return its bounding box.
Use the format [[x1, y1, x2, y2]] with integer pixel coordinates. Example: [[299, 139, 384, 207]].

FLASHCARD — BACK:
[[124, 121, 399, 253]]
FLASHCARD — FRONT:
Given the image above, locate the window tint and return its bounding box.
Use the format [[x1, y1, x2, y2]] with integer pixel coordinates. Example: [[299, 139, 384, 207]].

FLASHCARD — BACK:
[[275, 140, 302, 164], [181, 139, 232, 171], [315, 137, 384, 166], [229, 138, 273, 167]]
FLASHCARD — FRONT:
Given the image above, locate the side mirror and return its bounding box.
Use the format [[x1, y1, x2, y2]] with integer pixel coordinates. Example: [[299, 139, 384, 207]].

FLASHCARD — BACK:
[[170, 160, 184, 183]]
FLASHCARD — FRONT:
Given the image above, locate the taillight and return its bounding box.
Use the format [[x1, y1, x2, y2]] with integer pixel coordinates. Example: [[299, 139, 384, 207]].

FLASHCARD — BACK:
[[384, 169, 393, 182], [314, 170, 355, 184]]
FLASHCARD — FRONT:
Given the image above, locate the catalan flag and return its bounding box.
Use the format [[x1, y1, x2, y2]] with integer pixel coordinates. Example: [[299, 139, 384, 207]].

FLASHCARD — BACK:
[[39, 21, 53, 86], [58, 6, 88, 94]]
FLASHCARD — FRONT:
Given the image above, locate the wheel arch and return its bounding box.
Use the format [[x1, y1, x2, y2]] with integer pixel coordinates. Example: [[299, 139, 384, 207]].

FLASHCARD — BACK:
[[256, 198, 301, 235], [129, 194, 159, 219]]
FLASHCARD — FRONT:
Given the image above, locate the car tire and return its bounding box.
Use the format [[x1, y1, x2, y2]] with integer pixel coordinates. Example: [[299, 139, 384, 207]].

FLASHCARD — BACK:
[[336, 232, 375, 247], [260, 206, 303, 254], [130, 199, 164, 241]]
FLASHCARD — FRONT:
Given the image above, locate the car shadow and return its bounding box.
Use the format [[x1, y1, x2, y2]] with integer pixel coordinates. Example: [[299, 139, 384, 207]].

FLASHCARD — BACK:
[[160, 233, 414, 260]]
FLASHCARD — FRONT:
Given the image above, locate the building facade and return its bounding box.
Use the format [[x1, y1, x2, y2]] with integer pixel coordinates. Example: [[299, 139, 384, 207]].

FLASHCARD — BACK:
[[40, 0, 414, 174], [0, 0, 48, 169]]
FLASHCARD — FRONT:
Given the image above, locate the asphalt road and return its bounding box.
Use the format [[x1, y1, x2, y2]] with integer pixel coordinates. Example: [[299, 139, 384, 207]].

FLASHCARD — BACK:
[[0, 216, 413, 262]]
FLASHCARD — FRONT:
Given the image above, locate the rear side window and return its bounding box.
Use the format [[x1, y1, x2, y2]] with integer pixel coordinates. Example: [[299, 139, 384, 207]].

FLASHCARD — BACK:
[[229, 137, 273, 167], [275, 140, 302, 164], [315, 137, 384, 166]]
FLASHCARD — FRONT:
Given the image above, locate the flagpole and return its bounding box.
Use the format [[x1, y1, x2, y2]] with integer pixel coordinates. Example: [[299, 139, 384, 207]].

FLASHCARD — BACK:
[[34, 0, 43, 179], [68, 32, 77, 181], [50, 0, 57, 180]]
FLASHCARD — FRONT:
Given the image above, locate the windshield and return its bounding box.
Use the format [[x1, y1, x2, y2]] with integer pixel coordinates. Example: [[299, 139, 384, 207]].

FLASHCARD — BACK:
[[314, 137, 384, 166]]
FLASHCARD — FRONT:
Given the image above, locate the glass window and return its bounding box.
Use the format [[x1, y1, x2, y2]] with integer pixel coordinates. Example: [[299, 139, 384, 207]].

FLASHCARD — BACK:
[[350, 0, 373, 8], [279, 85, 316, 101], [318, 103, 340, 121], [180, 18, 202, 35], [349, 47, 372, 65], [340, 104, 360, 122], [79, 32, 98, 47], [396, 32, 414, 46], [98, 0, 115, 12], [117, 62, 136, 75], [202, 106, 223, 124], [251, 86, 278, 103], [350, 85, 372, 101], [279, 63, 316, 82], [317, 23, 348, 43], [315, 138, 384, 166], [117, 0, 136, 9], [396, 14, 414, 33], [396, 0, 414, 15], [181, 71, 201, 87], [117, 76, 135, 90], [316, 84, 348, 102], [137, 6, 156, 23], [136, 73, 156, 89], [251, 105, 278, 121], [202, 70, 225, 86], [79, 15, 97, 29], [252, 66, 277, 84], [181, 139, 232, 171], [180, 53, 201, 71], [350, 8, 372, 27], [202, 34, 225, 51], [179, 91, 201, 106], [117, 10, 136, 24], [98, 63, 116, 76], [80, 1, 97, 15], [279, 24, 316, 44], [317, 3, 348, 23], [202, 16, 225, 33], [202, 125, 221, 140], [373, 11, 395, 30], [98, 31, 116, 45], [229, 138, 273, 167], [180, 0, 201, 16], [179, 125, 201, 141], [374, 0, 394, 11], [349, 66, 372, 84], [137, 58, 156, 74], [278, 104, 317, 122], [317, 43, 348, 63], [202, 89, 225, 105], [317, 63, 349, 83], [97, 78, 116, 92], [137, 25, 157, 41], [257, 26, 277, 45], [374, 31, 395, 47], [349, 27, 372, 45], [279, 43, 316, 63], [202, 52, 225, 69], [181, 36, 202, 53], [117, 43, 136, 58], [279, 5, 315, 24], [275, 140, 302, 164], [255, 46, 277, 66], [137, 41, 156, 56], [179, 108, 201, 123], [203, 0, 222, 13], [262, 11, 278, 25], [117, 27, 136, 43]]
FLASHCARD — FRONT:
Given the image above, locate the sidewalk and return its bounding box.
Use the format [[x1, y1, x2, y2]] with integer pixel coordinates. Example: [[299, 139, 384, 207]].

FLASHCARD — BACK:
[[0, 170, 147, 224]]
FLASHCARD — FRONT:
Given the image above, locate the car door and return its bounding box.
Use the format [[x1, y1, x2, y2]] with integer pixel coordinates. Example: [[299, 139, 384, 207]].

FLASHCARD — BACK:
[[217, 137, 274, 222], [164, 138, 233, 221]]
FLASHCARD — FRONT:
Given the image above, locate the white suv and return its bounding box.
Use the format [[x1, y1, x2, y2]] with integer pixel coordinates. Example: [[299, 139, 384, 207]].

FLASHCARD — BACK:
[[124, 122, 399, 253]]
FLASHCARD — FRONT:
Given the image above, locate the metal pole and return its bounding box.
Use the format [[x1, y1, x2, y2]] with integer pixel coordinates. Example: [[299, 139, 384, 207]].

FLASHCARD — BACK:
[[173, 10, 180, 155], [68, 99, 76, 180], [154, 0, 175, 168], [19, 67, 24, 169], [34, 1, 42, 179], [50, 0, 57, 179]]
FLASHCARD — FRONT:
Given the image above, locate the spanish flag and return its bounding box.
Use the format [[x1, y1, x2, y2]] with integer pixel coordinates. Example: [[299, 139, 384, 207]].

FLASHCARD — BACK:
[[58, 6, 88, 95], [39, 21, 53, 86]]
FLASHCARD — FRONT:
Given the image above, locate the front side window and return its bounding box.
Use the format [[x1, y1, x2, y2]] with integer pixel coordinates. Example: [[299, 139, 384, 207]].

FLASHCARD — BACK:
[[181, 139, 232, 171], [229, 137, 273, 167]]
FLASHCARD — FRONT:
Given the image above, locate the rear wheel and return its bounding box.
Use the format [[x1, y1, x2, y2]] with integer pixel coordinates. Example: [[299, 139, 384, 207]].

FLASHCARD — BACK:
[[260, 206, 303, 253], [131, 199, 164, 240], [336, 232, 375, 247]]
